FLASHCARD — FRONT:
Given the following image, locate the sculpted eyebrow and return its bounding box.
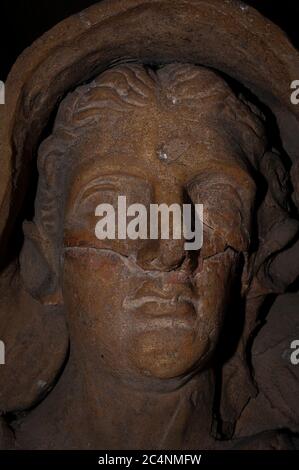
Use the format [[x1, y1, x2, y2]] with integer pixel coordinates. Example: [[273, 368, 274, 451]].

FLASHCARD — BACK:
[[186, 166, 256, 196], [74, 177, 119, 208], [74, 174, 150, 207]]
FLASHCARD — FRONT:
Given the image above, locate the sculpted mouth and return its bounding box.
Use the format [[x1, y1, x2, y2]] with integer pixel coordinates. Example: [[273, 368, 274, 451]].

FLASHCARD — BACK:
[[123, 294, 195, 310], [123, 294, 199, 331], [122, 284, 200, 323]]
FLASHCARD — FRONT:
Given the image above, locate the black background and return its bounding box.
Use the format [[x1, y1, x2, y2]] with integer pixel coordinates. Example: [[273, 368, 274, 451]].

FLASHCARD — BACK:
[[1, 0, 299, 80]]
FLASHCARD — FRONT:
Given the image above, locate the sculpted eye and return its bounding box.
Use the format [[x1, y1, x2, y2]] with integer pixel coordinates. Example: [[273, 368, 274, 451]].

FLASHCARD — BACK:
[[63, 174, 154, 257], [186, 169, 256, 256]]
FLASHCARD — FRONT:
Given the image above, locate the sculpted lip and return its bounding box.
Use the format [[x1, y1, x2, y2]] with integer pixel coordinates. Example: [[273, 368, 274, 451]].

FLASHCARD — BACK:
[[123, 294, 195, 309], [123, 297, 198, 332], [123, 290, 199, 326], [124, 272, 198, 312]]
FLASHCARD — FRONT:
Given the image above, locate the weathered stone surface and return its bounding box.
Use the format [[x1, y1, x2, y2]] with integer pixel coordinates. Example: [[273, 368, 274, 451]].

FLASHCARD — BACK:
[[236, 293, 299, 437], [0, 0, 298, 450]]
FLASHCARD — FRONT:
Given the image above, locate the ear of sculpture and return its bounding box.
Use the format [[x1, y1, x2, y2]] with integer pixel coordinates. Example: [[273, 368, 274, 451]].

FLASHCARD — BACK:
[[20, 221, 63, 306]]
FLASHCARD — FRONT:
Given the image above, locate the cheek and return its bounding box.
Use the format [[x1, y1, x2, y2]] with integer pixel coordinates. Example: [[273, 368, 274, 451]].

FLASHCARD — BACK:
[[194, 250, 240, 345], [62, 250, 134, 335], [64, 249, 119, 294]]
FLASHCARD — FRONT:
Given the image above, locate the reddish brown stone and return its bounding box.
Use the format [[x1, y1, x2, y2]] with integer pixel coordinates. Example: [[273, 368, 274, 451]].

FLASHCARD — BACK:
[[0, 0, 299, 450]]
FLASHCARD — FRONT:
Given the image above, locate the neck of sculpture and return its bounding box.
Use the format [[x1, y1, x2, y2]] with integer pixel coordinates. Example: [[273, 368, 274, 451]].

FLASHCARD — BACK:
[[67, 346, 215, 449]]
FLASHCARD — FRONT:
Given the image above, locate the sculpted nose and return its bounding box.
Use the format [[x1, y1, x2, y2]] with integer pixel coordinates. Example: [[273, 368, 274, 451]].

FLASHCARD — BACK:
[[136, 188, 187, 271], [157, 238, 186, 269], [137, 238, 186, 271]]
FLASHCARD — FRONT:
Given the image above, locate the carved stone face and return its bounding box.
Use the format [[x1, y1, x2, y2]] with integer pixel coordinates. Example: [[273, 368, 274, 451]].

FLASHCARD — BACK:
[[50, 65, 260, 386]]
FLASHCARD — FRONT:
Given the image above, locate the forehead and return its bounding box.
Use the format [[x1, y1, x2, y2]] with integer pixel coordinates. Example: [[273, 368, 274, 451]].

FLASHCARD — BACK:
[[68, 98, 250, 192]]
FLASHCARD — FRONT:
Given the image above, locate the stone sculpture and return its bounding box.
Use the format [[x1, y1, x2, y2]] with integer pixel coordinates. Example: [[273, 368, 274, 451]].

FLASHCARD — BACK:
[[0, 0, 299, 450]]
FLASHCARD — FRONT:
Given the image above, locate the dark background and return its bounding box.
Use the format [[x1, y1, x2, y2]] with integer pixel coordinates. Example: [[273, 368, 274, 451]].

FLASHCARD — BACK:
[[1, 0, 299, 80]]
